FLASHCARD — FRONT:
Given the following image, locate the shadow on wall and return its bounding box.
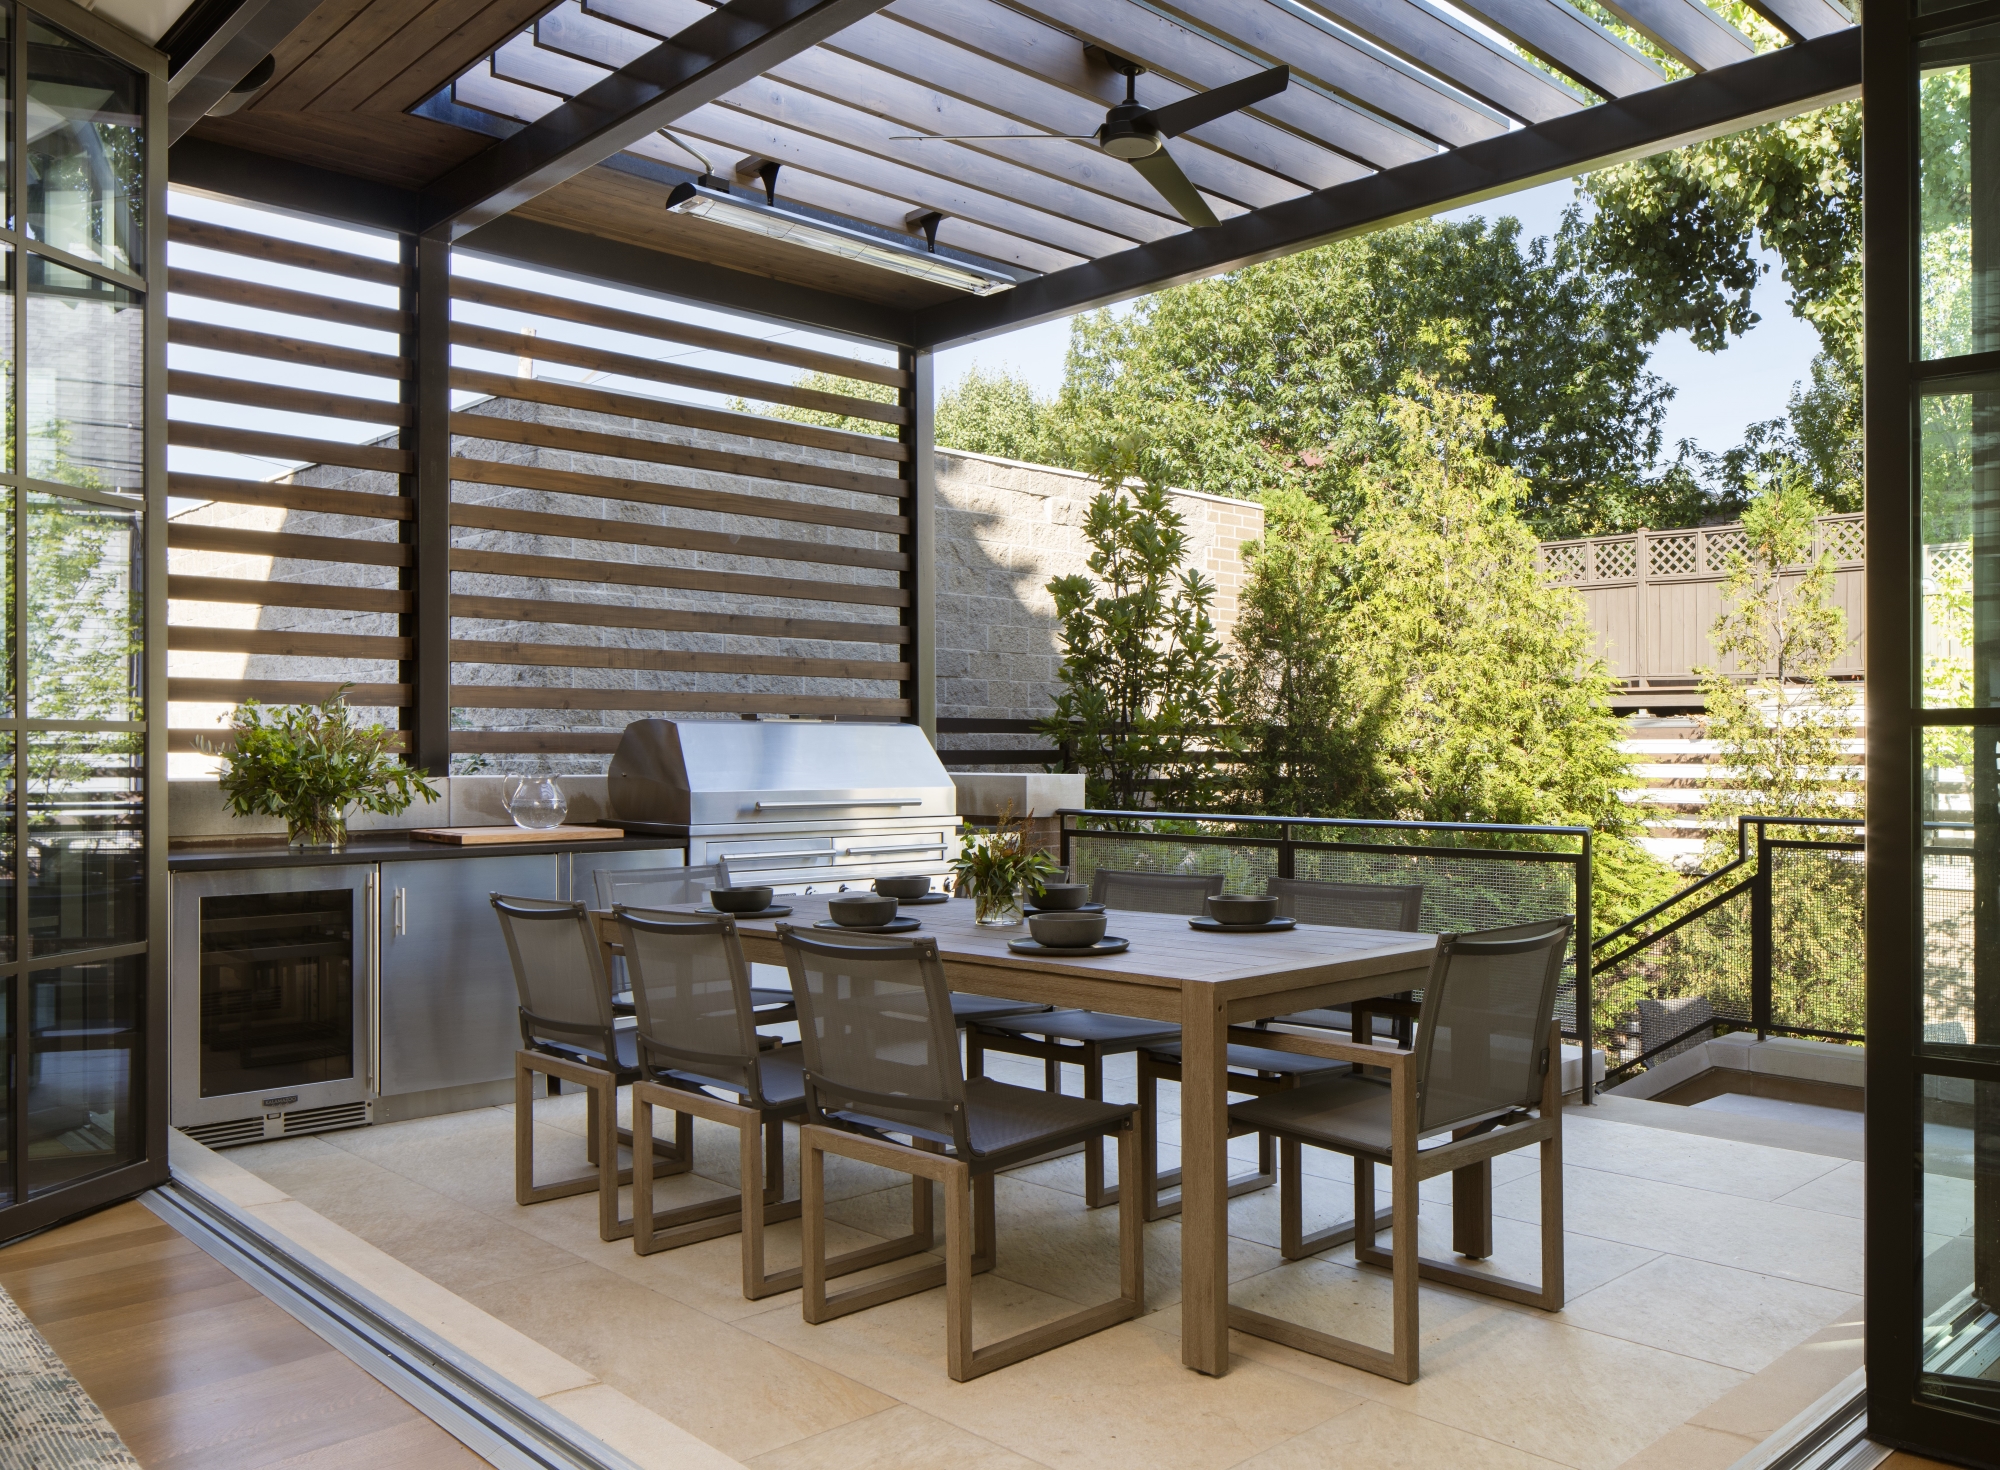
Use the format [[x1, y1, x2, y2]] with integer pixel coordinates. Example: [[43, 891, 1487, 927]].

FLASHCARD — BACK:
[[164, 401, 1261, 777]]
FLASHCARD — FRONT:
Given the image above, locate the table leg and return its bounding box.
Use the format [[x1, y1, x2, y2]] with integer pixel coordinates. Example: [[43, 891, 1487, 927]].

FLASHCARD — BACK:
[[1456, 1128, 1488, 1264], [1179, 985, 1231, 1375]]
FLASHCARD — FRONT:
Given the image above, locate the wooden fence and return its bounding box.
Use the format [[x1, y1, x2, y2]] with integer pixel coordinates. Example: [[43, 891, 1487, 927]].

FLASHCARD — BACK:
[[1536, 514, 1866, 706]]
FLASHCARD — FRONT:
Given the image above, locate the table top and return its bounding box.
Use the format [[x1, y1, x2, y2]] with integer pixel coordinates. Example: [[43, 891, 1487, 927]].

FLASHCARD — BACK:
[[641, 893, 1436, 1008]]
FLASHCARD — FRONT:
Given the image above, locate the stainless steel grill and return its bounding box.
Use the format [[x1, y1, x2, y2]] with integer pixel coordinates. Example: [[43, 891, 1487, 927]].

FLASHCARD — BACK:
[[605, 719, 960, 892]]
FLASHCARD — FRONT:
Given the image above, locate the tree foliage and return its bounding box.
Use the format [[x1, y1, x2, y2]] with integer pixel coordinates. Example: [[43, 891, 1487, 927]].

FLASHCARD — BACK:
[[1051, 220, 1694, 540], [1040, 438, 1228, 812]]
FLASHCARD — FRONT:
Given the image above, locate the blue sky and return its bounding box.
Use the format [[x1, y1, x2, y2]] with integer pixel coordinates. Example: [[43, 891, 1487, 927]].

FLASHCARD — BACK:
[[935, 177, 1825, 466]]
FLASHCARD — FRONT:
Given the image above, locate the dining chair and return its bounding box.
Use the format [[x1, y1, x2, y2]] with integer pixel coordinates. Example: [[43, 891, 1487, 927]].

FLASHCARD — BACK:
[[616, 907, 933, 1298], [781, 925, 1145, 1382], [592, 862, 797, 1023], [961, 869, 1218, 1207], [493, 893, 687, 1242], [1226, 919, 1571, 1384], [1261, 879, 1427, 1043]]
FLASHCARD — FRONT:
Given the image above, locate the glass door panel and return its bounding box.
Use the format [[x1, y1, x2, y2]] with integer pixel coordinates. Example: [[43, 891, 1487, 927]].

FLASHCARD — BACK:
[[196, 889, 356, 1100]]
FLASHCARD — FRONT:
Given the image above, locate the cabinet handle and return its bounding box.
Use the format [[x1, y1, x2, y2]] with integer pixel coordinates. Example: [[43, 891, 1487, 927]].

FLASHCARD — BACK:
[[393, 886, 407, 936]]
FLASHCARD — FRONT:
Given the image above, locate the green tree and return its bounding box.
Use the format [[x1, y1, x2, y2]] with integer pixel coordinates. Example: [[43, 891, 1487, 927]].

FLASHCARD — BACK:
[[1224, 489, 1377, 817], [1338, 380, 1641, 833], [1572, 100, 1868, 510], [1053, 218, 1695, 539], [1696, 475, 1857, 857], [936, 366, 1058, 463], [1041, 436, 1228, 811], [731, 370, 897, 437]]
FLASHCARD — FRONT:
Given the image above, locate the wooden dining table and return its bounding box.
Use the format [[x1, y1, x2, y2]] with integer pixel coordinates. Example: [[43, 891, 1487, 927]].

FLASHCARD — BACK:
[[607, 892, 1437, 1377]]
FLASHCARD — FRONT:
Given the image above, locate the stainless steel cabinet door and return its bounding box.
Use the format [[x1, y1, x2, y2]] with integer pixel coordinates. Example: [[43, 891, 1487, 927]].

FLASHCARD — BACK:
[[378, 855, 558, 1096]]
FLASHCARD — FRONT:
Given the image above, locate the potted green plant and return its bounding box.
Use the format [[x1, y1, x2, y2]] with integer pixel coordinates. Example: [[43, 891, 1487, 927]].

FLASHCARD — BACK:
[[948, 804, 1059, 926], [215, 689, 440, 849]]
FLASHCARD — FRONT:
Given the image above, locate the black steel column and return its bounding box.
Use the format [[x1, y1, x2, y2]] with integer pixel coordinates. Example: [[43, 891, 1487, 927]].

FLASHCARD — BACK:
[[901, 348, 937, 742], [405, 237, 453, 775], [1864, 0, 1922, 1444]]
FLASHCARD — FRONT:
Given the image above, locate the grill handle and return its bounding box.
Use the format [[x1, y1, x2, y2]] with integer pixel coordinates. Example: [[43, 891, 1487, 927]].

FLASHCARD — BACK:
[[752, 798, 925, 810], [717, 848, 839, 863], [844, 842, 948, 856]]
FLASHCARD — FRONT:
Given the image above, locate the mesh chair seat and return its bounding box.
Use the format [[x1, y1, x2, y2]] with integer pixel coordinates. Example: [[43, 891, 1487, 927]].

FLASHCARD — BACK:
[[1230, 1073, 1400, 1158], [1265, 1007, 1401, 1038], [977, 1009, 1177, 1048], [594, 862, 724, 911], [1269, 878, 1424, 932], [1144, 1038, 1347, 1077], [657, 1042, 805, 1111], [532, 1026, 640, 1074], [833, 1077, 1133, 1163], [950, 993, 1052, 1024]]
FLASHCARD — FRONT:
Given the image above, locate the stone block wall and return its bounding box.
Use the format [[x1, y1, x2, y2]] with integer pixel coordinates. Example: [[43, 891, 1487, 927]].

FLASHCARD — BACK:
[[166, 399, 1261, 773]]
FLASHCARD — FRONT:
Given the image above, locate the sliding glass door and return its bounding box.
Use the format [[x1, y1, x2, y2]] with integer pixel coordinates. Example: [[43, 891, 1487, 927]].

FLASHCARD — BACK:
[[0, 0, 163, 1242]]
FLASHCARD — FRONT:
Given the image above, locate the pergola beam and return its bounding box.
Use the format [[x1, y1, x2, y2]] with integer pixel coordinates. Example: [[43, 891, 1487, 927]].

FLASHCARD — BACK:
[[416, 0, 896, 240], [909, 25, 1860, 350], [163, 0, 326, 145]]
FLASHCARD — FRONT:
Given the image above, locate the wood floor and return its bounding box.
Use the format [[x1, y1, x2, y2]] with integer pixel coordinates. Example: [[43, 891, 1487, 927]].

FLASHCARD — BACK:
[[0, 1197, 488, 1470]]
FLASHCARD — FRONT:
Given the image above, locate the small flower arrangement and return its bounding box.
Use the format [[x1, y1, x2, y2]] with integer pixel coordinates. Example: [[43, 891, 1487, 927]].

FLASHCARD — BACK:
[[948, 803, 1059, 926], [215, 689, 439, 849]]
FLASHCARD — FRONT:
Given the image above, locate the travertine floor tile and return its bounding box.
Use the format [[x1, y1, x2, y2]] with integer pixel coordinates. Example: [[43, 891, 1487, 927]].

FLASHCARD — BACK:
[[746, 1403, 1046, 1470], [1234, 1398, 1571, 1469], [1559, 1253, 1857, 1373], [1774, 1160, 1864, 1219], [1685, 1312, 1863, 1441], [1560, 1116, 1846, 1202], [1492, 1165, 1864, 1292], [1608, 1422, 1757, 1470], [461, 1260, 893, 1461]]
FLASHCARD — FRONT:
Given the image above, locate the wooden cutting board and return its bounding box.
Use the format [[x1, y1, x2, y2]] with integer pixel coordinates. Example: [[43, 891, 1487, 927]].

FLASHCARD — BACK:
[[410, 825, 624, 845]]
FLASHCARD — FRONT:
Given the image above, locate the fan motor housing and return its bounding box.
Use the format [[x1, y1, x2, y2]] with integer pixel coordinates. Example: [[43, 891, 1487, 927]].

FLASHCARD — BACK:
[[1097, 104, 1162, 159]]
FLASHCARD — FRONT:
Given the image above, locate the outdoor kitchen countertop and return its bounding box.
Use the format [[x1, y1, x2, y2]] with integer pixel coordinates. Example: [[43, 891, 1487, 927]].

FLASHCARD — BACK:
[[167, 831, 684, 871]]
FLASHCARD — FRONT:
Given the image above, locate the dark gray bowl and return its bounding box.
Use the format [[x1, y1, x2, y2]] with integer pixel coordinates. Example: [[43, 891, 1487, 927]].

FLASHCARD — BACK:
[[1208, 893, 1280, 926], [827, 893, 899, 927], [873, 875, 933, 900], [1033, 883, 1090, 911], [1028, 910, 1107, 948], [710, 886, 774, 913]]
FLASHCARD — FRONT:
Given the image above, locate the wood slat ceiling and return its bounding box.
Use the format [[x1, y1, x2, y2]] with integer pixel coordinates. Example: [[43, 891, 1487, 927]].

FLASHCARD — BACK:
[[189, 0, 1852, 303]]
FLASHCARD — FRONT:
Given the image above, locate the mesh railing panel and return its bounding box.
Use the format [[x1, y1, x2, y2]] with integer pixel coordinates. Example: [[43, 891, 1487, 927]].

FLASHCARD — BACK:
[[1767, 846, 1867, 1038], [1065, 827, 1582, 1034], [1597, 884, 1752, 1069]]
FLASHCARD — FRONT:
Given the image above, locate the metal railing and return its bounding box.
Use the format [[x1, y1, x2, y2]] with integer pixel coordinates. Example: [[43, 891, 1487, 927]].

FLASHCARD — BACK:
[[1592, 816, 1866, 1086], [1055, 808, 1596, 1100]]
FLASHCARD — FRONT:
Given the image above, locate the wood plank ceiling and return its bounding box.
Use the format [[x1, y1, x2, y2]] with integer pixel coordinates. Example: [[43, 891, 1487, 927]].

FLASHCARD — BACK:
[[188, 0, 1855, 305]]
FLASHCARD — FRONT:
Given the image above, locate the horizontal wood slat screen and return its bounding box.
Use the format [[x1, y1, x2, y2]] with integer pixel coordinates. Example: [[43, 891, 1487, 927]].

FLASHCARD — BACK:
[[166, 211, 415, 757], [446, 269, 912, 758], [170, 208, 914, 769]]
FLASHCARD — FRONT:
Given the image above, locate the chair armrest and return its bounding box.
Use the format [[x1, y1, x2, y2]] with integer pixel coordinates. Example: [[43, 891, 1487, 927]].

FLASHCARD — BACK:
[[1225, 1025, 1411, 1070]]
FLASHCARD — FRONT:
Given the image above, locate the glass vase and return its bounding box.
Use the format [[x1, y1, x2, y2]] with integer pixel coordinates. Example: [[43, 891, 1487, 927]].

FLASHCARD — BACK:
[[507, 776, 568, 829], [286, 805, 348, 850], [974, 889, 1023, 927]]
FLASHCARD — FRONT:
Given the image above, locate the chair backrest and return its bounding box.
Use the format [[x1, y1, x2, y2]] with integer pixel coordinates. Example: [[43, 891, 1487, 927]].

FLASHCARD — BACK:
[[593, 862, 722, 912], [1268, 877, 1423, 931], [615, 907, 762, 1097], [1412, 918, 1570, 1136], [491, 894, 616, 1056], [779, 926, 966, 1149], [1089, 868, 1224, 915]]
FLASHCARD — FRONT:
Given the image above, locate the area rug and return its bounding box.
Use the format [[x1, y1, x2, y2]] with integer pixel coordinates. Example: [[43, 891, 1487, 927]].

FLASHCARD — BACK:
[[0, 1281, 139, 1469]]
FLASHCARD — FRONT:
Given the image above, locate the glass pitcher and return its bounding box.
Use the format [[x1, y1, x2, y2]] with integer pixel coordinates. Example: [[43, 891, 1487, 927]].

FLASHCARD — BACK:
[[506, 775, 568, 830]]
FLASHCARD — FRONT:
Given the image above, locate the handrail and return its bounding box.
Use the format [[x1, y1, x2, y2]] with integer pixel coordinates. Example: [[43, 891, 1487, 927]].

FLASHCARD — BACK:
[[1058, 807, 1590, 839]]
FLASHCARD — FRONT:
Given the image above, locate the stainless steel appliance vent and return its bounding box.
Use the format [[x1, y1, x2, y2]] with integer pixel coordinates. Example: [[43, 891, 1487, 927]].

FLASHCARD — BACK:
[[182, 1100, 372, 1150]]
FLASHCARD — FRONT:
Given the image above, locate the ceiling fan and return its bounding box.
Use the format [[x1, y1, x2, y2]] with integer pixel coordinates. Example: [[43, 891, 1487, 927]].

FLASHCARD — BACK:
[[893, 47, 1290, 229]]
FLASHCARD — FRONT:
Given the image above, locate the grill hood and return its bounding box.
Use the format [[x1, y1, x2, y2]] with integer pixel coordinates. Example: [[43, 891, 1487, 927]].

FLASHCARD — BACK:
[[606, 719, 958, 830]]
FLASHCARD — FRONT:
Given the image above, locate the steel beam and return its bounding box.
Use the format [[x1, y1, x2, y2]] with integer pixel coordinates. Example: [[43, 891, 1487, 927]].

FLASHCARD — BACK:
[[169, 137, 418, 235], [417, 0, 895, 240], [903, 349, 937, 742], [409, 237, 454, 776], [458, 213, 915, 347], [909, 26, 1860, 349]]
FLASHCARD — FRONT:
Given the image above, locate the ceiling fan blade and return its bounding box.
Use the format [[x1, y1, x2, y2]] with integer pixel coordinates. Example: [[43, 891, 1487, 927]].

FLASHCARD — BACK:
[[1146, 64, 1290, 139], [1129, 149, 1219, 229]]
